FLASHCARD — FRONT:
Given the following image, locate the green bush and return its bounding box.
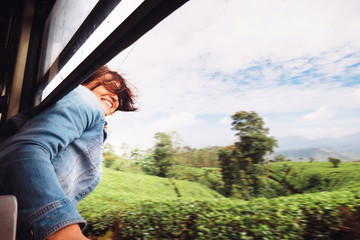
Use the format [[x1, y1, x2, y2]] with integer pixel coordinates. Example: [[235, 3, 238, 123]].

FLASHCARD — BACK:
[[81, 189, 360, 239], [79, 162, 360, 239]]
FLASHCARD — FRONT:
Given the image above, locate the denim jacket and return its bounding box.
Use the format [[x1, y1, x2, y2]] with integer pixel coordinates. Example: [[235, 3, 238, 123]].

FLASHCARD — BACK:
[[0, 85, 106, 239]]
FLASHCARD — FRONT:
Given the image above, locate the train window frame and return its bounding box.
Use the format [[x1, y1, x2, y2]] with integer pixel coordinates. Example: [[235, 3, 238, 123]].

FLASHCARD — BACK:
[[0, 0, 188, 125]]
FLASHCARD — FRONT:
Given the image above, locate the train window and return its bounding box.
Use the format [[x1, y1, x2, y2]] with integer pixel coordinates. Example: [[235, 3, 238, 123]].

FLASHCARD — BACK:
[[40, 0, 99, 76], [0, 0, 188, 125], [41, 0, 145, 100]]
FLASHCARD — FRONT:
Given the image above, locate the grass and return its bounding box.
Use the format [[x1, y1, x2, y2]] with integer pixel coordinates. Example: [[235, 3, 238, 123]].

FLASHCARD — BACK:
[[79, 167, 223, 205]]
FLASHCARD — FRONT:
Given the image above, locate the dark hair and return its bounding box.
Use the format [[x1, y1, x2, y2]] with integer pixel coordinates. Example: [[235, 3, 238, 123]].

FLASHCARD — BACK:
[[81, 66, 137, 112]]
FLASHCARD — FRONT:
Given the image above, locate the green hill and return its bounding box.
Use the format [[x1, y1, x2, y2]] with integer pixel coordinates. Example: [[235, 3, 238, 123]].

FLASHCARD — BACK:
[[77, 167, 223, 236], [266, 161, 360, 195], [78, 167, 223, 205]]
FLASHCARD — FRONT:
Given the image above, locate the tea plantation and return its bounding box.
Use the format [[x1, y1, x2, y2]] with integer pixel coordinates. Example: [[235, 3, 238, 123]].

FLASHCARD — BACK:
[[78, 162, 360, 239]]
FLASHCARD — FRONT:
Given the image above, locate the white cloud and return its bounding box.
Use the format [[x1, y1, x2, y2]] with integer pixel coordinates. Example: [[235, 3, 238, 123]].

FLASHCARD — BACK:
[[219, 117, 231, 126], [263, 117, 270, 125], [104, 0, 360, 149], [290, 127, 349, 139], [299, 107, 337, 122], [111, 0, 360, 76], [150, 112, 200, 132]]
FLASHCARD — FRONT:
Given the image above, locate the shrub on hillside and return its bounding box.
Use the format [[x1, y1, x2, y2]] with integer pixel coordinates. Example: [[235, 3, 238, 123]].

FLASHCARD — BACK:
[[328, 157, 341, 168]]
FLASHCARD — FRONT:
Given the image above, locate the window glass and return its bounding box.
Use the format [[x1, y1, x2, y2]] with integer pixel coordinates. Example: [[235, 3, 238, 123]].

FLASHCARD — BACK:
[[41, 0, 144, 100], [41, 0, 99, 76]]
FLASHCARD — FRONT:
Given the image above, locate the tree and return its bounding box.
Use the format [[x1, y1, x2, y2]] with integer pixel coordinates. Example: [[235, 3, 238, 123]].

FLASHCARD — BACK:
[[102, 143, 128, 170], [177, 145, 195, 166], [153, 132, 174, 177], [130, 148, 144, 164], [140, 153, 158, 175], [328, 157, 341, 168], [218, 146, 237, 197], [232, 111, 278, 166], [102, 143, 117, 168], [177, 146, 221, 167], [119, 142, 130, 158], [309, 157, 315, 163], [103, 142, 115, 155], [219, 111, 277, 198], [274, 154, 286, 162]]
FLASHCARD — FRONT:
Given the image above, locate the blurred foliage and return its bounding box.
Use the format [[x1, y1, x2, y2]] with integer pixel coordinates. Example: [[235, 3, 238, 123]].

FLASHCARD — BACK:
[[274, 154, 287, 162], [232, 111, 278, 166], [81, 184, 360, 239], [218, 146, 237, 197], [176, 145, 222, 168], [153, 132, 175, 177], [217, 111, 278, 199], [169, 165, 224, 195], [328, 157, 341, 168], [91, 132, 360, 239]]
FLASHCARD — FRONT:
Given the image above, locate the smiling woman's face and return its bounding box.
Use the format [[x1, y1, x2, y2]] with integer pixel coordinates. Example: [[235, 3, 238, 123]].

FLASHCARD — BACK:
[[83, 73, 120, 116]]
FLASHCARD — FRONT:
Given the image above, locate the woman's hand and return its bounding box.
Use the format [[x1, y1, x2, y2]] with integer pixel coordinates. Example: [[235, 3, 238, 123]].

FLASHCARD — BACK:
[[47, 224, 88, 240]]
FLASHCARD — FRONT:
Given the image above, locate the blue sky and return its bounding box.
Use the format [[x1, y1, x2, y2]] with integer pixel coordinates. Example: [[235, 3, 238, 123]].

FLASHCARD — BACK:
[[104, 0, 360, 152]]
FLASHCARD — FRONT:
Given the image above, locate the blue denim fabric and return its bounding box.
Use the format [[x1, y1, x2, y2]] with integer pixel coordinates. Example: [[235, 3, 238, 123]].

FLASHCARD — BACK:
[[0, 85, 106, 240]]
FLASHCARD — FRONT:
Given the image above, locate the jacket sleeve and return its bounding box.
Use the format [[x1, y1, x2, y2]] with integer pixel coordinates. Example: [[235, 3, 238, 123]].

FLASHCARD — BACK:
[[0, 86, 105, 240]]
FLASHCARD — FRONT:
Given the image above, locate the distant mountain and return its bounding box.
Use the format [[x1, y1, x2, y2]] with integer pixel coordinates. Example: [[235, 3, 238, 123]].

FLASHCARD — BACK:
[[275, 133, 360, 154], [271, 147, 360, 162]]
